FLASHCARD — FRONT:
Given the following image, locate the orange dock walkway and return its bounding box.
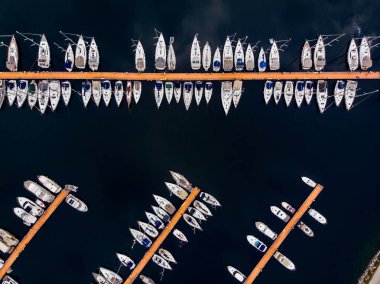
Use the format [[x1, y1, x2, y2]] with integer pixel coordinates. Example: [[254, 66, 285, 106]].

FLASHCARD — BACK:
[[244, 184, 324, 284], [0, 186, 70, 279], [124, 187, 200, 284], [0, 72, 379, 81]]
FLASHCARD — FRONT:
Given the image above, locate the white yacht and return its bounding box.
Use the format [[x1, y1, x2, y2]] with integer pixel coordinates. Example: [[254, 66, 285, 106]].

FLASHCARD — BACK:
[[301, 40, 312, 70], [255, 221, 277, 240], [182, 82, 193, 110], [213, 46, 221, 72], [64, 44, 74, 72], [13, 207, 37, 226], [165, 81, 174, 104], [270, 206, 290, 222], [125, 81, 132, 108], [6, 35, 18, 71], [199, 192, 221, 207], [273, 81, 283, 105], [223, 36, 233, 71], [16, 80, 28, 108], [232, 80, 243, 108], [202, 42, 212, 71], [167, 37, 176, 71], [281, 201, 296, 214], [37, 175, 61, 193], [101, 80, 112, 107], [334, 80, 346, 107], [152, 205, 170, 223], [301, 176, 317, 188], [183, 213, 202, 231], [344, 80, 358, 110], [273, 251, 296, 271], [88, 38, 100, 71], [133, 81, 142, 104], [297, 221, 314, 237], [82, 81, 92, 108], [308, 208, 327, 224], [165, 182, 188, 200], [99, 267, 123, 284], [37, 80, 49, 114], [139, 275, 156, 284], [347, 38, 359, 71], [193, 200, 212, 217], [227, 266, 246, 283], [359, 37, 372, 70], [17, 197, 44, 217], [91, 80, 101, 107], [245, 43, 254, 71], [75, 35, 87, 69], [191, 34, 201, 70], [49, 80, 61, 111], [194, 81, 203, 105], [27, 81, 38, 109], [24, 180, 54, 203], [284, 81, 294, 107], [116, 253, 135, 270], [155, 32, 166, 70], [314, 35, 326, 71], [129, 228, 152, 248], [154, 81, 164, 108], [188, 207, 207, 221], [38, 34, 50, 69], [234, 38, 245, 71], [153, 194, 176, 215], [269, 40, 280, 70], [0, 228, 18, 254], [114, 81, 123, 107], [294, 81, 305, 108], [247, 235, 267, 252], [66, 194, 88, 212], [173, 228, 188, 243], [204, 82, 213, 104], [221, 81, 233, 116], [159, 248, 177, 264], [135, 40, 146, 72], [6, 80, 17, 106], [170, 170, 192, 191], [152, 254, 172, 270], [316, 80, 328, 114], [145, 211, 164, 229], [61, 81, 71, 106], [258, 47, 267, 72], [264, 80, 274, 104], [138, 220, 159, 238], [304, 81, 314, 105], [174, 82, 181, 103]]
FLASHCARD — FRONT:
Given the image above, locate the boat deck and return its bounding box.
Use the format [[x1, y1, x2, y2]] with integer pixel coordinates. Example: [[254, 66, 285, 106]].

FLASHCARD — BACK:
[[244, 184, 324, 284], [124, 187, 200, 284]]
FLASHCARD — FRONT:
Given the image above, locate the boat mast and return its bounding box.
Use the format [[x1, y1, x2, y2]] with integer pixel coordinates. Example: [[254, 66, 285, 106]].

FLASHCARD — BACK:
[[15, 31, 41, 47]]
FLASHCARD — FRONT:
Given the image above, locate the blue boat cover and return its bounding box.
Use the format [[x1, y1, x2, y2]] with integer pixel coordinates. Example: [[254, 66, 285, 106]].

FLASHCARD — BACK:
[[260, 61, 267, 68], [306, 82, 313, 89], [64, 60, 73, 69], [18, 81, 27, 89], [101, 81, 110, 89], [205, 83, 213, 90], [266, 82, 273, 89], [174, 81, 181, 88], [338, 81, 345, 89], [297, 82, 305, 91], [184, 83, 192, 91], [155, 82, 163, 89], [213, 60, 221, 67], [7, 81, 15, 89]]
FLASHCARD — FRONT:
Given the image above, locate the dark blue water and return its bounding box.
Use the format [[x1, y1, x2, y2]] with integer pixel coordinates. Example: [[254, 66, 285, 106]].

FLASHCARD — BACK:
[[0, 0, 380, 283]]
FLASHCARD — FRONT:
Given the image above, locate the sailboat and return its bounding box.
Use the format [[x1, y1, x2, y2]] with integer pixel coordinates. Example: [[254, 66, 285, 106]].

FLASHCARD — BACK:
[[165, 82, 174, 104], [38, 80, 49, 114], [359, 37, 372, 70], [88, 38, 100, 71], [221, 81, 233, 115], [155, 32, 166, 70], [16, 80, 28, 108], [301, 40, 312, 70], [245, 44, 254, 71], [114, 81, 123, 107], [49, 80, 61, 111], [135, 40, 146, 72], [92, 80, 102, 107], [234, 38, 245, 71], [304, 81, 314, 105], [0, 81, 5, 109], [258, 47, 266, 72], [314, 35, 326, 71], [284, 81, 294, 107], [125, 81, 132, 108], [334, 80, 346, 107], [27, 80, 38, 109], [269, 40, 280, 70], [154, 81, 164, 108], [344, 80, 358, 110], [273, 81, 282, 105], [223, 36, 233, 71], [6, 35, 18, 71], [6, 80, 17, 106], [294, 81, 305, 108], [174, 82, 181, 103], [64, 44, 74, 72], [61, 81, 71, 106], [316, 80, 328, 113], [232, 80, 243, 108], [204, 82, 213, 104], [191, 34, 201, 70], [167, 37, 176, 71], [183, 82, 193, 111], [75, 35, 87, 69], [347, 38, 359, 71], [264, 80, 273, 104], [133, 81, 142, 104], [101, 80, 112, 107], [38, 34, 50, 69], [81, 81, 92, 108], [194, 81, 203, 105], [213, 47, 221, 72], [202, 42, 212, 71]]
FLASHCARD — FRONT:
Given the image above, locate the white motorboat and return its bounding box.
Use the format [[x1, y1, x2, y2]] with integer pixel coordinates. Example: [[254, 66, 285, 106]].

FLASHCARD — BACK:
[[255, 221, 277, 240], [221, 81, 233, 115], [13, 207, 37, 226], [139, 275, 156, 284], [24, 180, 54, 203], [359, 37, 372, 70], [199, 192, 221, 207], [301, 40, 312, 70], [154, 81, 164, 108], [138, 220, 159, 238], [82, 81, 92, 108], [227, 266, 246, 283], [297, 221, 314, 237], [301, 176, 317, 188], [170, 170, 192, 191], [101, 80, 112, 107], [316, 80, 328, 113], [167, 37, 176, 71], [114, 81, 123, 107], [16, 80, 28, 108], [232, 80, 243, 108], [145, 211, 164, 229], [0, 228, 18, 254], [17, 197, 44, 217], [193, 200, 212, 217], [194, 81, 203, 106], [183, 82, 193, 111], [334, 80, 346, 107], [273, 81, 283, 105], [281, 201, 296, 214], [75, 35, 87, 69], [314, 35, 326, 71], [245, 43, 254, 71], [38, 34, 50, 69], [64, 44, 74, 72], [308, 208, 327, 224], [152, 205, 171, 223], [247, 235, 267, 252], [27, 80, 38, 109], [92, 272, 108, 284], [344, 80, 358, 110], [191, 34, 201, 70], [223, 36, 233, 71], [173, 228, 188, 243], [188, 207, 207, 221], [165, 81, 174, 104], [88, 38, 100, 71], [284, 81, 294, 107], [61, 81, 71, 106], [152, 254, 172, 270], [183, 213, 202, 231], [258, 47, 267, 72], [304, 81, 314, 105], [347, 38, 359, 71], [273, 251, 296, 271], [49, 80, 61, 111], [213, 46, 221, 72], [65, 194, 88, 212], [270, 206, 290, 222], [155, 33, 166, 70], [174, 81, 181, 103], [159, 248, 177, 264], [6, 35, 18, 71], [269, 40, 280, 70], [129, 228, 152, 248], [6, 80, 17, 106], [294, 81, 305, 108], [135, 40, 146, 72], [204, 82, 213, 104], [37, 175, 61, 193], [133, 81, 142, 104], [99, 267, 123, 284], [202, 41, 212, 71], [116, 253, 135, 270], [153, 194, 176, 215], [234, 38, 245, 71], [125, 81, 132, 108], [165, 182, 188, 200], [37, 80, 49, 114]]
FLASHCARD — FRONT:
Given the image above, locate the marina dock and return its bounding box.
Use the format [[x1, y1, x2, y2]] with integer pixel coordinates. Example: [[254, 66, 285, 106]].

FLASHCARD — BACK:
[[0, 72, 379, 81], [124, 187, 200, 284], [0, 186, 71, 280], [244, 184, 324, 284]]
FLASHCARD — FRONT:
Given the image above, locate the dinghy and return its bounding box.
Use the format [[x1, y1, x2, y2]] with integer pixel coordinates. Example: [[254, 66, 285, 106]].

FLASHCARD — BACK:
[[202, 42, 212, 71], [88, 38, 100, 71], [191, 34, 201, 70]]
